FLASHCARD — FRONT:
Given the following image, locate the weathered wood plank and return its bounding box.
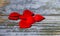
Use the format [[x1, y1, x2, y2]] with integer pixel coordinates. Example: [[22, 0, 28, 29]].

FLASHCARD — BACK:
[[0, 16, 60, 35]]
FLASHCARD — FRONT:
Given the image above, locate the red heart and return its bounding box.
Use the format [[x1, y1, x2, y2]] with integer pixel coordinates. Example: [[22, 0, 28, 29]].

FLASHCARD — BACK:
[[8, 12, 20, 20], [34, 14, 45, 22]]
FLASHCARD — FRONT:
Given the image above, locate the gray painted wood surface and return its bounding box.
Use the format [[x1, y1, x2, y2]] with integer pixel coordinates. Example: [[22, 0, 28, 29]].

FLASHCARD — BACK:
[[0, 15, 60, 36], [0, 0, 60, 36]]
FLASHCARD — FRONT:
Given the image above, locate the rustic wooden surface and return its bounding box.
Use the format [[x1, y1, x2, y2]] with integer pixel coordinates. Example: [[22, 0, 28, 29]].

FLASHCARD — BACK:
[[0, 15, 60, 36], [0, 0, 60, 36]]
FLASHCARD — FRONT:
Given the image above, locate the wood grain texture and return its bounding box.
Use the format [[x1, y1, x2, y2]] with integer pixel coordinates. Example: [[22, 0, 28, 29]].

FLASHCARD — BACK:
[[0, 15, 60, 36]]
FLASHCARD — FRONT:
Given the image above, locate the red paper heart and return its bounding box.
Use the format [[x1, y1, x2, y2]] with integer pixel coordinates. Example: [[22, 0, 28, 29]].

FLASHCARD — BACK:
[[34, 14, 45, 22], [8, 12, 20, 20]]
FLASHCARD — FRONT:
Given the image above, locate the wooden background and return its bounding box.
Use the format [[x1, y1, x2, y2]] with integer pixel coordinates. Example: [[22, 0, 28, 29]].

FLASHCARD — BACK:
[[0, 14, 60, 36], [0, 0, 60, 36]]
